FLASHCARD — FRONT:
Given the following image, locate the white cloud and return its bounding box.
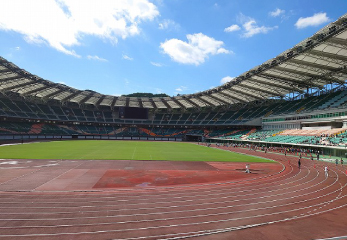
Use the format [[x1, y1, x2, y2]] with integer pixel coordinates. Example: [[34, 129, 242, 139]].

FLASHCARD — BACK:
[[0, 0, 159, 56], [224, 24, 241, 33], [158, 19, 179, 31], [154, 88, 163, 93], [87, 55, 108, 62], [269, 8, 285, 17], [15, 46, 20, 50], [220, 76, 234, 84], [150, 61, 163, 67], [242, 19, 277, 38], [175, 86, 188, 92], [160, 33, 231, 65], [295, 12, 330, 29], [122, 54, 133, 61], [237, 13, 277, 38]]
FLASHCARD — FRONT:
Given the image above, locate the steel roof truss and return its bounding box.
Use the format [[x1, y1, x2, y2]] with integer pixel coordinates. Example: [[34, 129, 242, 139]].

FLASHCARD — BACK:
[[249, 76, 304, 93], [259, 73, 323, 89], [240, 82, 285, 97], [309, 49, 347, 63], [221, 90, 250, 103], [288, 58, 338, 72], [232, 86, 268, 100]]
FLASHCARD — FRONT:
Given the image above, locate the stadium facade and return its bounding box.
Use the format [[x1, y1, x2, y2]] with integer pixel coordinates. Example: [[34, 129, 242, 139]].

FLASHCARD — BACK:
[[0, 13, 347, 156]]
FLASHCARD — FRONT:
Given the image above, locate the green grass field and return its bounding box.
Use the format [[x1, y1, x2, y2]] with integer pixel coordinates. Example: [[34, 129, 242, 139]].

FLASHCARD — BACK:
[[0, 140, 273, 162]]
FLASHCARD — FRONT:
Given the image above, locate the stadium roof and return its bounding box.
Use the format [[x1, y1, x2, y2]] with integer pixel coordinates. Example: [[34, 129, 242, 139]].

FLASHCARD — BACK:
[[0, 13, 346, 111]]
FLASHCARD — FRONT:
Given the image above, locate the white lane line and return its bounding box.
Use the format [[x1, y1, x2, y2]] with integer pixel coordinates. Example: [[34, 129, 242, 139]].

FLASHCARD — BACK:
[[0, 168, 326, 212], [0, 172, 342, 223], [1, 192, 347, 238], [32, 161, 86, 191], [0, 184, 345, 229], [0, 168, 314, 206]]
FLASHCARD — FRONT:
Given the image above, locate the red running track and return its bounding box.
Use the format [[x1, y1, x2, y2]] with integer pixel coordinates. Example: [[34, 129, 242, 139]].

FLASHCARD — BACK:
[[0, 145, 346, 240]]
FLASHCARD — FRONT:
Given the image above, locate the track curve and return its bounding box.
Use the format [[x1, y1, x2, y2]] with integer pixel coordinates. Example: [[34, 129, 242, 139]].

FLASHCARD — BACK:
[[0, 146, 346, 240]]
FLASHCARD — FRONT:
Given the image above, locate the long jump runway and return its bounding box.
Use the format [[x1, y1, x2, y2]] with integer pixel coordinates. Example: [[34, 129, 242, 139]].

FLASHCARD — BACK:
[[0, 147, 346, 239]]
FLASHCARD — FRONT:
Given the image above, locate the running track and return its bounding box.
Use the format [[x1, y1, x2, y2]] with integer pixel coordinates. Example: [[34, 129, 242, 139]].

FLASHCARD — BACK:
[[0, 145, 346, 240]]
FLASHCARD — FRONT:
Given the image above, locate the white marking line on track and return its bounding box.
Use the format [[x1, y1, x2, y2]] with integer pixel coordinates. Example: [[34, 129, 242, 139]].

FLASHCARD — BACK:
[[0, 168, 42, 186], [32, 161, 87, 191], [0, 165, 346, 238], [0, 168, 323, 212], [0, 171, 342, 225], [0, 156, 346, 238], [0, 168, 314, 206], [0, 150, 289, 194], [1, 192, 347, 238], [0, 185, 345, 229], [0, 162, 302, 206]]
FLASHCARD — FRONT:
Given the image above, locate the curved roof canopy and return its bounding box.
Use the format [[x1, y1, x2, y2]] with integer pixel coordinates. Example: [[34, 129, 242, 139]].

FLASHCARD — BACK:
[[0, 13, 346, 110]]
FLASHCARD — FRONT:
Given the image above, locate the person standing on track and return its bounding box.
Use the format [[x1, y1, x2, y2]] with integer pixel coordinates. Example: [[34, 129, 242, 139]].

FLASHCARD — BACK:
[[245, 164, 251, 173], [324, 166, 329, 178], [298, 158, 301, 169]]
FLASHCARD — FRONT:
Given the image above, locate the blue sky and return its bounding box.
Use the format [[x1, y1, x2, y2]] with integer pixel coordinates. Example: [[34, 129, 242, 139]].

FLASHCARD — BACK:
[[0, 0, 346, 97]]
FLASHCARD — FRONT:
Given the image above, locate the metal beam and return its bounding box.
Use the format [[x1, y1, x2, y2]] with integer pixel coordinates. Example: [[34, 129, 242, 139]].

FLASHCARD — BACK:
[[260, 72, 324, 89], [0, 75, 23, 82], [326, 38, 347, 48], [210, 93, 236, 105], [288, 58, 339, 71], [239, 82, 285, 97], [275, 66, 326, 79], [231, 86, 267, 100], [0, 69, 12, 74], [275, 65, 345, 84], [220, 90, 249, 104], [248, 76, 304, 93], [0, 80, 31, 92], [22, 86, 47, 96], [309, 49, 347, 62], [41, 89, 65, 102]]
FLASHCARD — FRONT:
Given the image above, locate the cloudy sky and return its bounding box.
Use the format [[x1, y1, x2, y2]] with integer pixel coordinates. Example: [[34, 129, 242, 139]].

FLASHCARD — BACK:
[[0, 0, 345, 96]]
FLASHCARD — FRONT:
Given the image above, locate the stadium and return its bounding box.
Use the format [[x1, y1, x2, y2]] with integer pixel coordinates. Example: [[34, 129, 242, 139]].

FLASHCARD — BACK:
[[0, 6, 346, 240]]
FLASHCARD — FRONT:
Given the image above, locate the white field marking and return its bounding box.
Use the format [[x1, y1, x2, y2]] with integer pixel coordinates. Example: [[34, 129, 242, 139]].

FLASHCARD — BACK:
[[0, 170, 340, 223], [0, 187, 346, 238], [314, 236, 347, 240], [0, 161, 18, 165], [0, 142, 47, 148], [0, 181, 345, 228], [34, 163, 60, 168], [131, 144, 137, 160], [0, 144, 21, 147], [0, 160, 57, 169]]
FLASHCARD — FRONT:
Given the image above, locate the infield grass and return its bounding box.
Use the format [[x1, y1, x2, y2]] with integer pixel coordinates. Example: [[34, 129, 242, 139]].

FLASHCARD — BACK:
[[0, 140, 273, 162]]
